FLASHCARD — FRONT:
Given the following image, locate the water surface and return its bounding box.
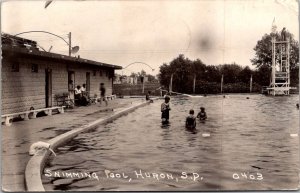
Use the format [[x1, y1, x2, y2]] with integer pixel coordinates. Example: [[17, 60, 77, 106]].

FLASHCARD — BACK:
[[43, 94, 299, 191]]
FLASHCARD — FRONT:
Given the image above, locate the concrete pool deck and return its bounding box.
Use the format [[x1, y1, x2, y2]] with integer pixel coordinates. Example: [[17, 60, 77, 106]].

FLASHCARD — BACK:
[[1, 98, 147, 192]]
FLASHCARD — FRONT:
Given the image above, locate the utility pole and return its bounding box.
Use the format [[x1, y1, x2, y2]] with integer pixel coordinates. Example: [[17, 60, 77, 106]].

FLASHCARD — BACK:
[[250, 74, 253, 93], [193, 74, 196, 94], [14, 31, 78, 57], [169, 73, 173, 93], [68, 32, 71, 56], [141, 76, 145, 94], [221, 74, 223, 93]]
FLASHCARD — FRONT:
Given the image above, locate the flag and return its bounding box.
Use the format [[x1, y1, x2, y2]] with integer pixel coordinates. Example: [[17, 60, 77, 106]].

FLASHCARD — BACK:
[[271, 17, 277, 33], [45, 1, 53, 9]]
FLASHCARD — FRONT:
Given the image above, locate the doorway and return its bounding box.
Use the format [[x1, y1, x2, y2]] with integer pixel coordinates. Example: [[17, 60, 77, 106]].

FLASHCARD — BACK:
[[45, 68, 52, 107], [68, 71, 75, 101], [86, 72, 90, 97]]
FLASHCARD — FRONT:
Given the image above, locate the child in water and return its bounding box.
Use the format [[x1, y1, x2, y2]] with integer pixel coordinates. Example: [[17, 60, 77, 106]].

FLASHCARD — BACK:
[[186, 109, 196, 129], [197, 107, 207, 120], [161, 95, 171, 123]]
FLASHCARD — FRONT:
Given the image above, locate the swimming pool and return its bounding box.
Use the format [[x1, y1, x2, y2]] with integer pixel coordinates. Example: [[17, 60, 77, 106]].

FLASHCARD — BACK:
[[42, 94, 299, 191]]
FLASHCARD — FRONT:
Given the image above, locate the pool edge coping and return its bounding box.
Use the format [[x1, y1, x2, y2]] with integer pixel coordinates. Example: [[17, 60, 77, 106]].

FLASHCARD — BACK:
[[25, 99, 157, 191]]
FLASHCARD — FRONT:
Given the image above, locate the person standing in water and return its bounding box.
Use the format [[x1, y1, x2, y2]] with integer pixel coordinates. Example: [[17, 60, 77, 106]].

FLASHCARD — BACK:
[[186, 109, 196, 129], [161, 95, 171, 123]]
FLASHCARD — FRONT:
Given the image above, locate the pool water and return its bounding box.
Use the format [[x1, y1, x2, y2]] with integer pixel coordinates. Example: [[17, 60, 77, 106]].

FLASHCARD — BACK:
[[43, 94, 299, 191]]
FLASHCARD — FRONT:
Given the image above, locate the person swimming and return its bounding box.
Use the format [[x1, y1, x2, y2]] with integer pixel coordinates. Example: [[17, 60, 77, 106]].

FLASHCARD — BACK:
[[186, 109, 196, 129], [197, 107, 207, 121], [161, 95, 171, 123]]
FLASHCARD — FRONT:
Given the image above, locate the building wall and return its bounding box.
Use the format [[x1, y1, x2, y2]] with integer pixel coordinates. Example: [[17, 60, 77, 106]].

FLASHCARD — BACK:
[[67, 65, 113, 98], [2, 56, 113, 114], [2, 57, 46, 114]]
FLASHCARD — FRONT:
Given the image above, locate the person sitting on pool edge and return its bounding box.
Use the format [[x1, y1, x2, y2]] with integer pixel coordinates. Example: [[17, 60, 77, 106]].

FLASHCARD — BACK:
[[186, 109, 196, 129], [161, 95, 171, 123], [197, 107, 207, 121], [74, 85, 82, 106], [146, 91, 153, 103]]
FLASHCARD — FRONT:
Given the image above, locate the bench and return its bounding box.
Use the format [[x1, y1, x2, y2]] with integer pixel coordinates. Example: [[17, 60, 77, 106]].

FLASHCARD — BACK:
[[55, 93, 74, 108], [1, 106, 65, 126]]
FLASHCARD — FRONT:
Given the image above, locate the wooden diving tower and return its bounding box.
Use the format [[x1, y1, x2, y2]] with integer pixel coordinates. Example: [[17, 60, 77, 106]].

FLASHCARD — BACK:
[[267, 35, 291, 96]]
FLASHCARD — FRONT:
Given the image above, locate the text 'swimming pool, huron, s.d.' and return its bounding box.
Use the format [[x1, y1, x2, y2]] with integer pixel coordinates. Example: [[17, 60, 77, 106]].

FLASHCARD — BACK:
[[44, 169, 263, 183]]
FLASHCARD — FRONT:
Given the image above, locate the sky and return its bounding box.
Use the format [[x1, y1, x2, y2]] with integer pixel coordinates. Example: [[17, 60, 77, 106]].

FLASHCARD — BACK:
[[1, 0, 299, 76]]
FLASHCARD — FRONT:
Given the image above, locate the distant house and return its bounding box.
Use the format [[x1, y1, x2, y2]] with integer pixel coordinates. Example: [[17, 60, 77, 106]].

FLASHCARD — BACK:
[[114, 75, 130, 84], [113, 74, 122, 84], [118, 75, 137, 84], [143, 76, 148, 83], [120, 75, 128, 84], [114, 75, 151, 85], [1, 33, 122, 114], [128, 77, 135, 85]]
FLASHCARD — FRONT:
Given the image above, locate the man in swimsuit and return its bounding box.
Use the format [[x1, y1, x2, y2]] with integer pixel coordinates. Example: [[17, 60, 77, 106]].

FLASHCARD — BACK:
[[161, 95, 171, 123]]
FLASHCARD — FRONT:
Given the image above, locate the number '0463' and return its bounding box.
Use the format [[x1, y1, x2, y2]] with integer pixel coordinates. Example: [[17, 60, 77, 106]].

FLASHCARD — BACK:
[[232, 173, 263, 180]]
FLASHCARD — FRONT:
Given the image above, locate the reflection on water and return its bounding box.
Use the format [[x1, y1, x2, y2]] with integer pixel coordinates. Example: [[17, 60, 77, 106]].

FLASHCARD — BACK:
[[43, 94, 299, 191]]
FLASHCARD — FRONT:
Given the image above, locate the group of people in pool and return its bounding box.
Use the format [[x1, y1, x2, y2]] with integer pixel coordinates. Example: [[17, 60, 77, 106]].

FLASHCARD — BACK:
[[159, 94, 299, 129], [160, 95, 207, 129]]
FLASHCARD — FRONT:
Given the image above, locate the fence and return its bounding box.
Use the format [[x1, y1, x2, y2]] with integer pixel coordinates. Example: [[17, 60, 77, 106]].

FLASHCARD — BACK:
[[113, 83, 161, 96]]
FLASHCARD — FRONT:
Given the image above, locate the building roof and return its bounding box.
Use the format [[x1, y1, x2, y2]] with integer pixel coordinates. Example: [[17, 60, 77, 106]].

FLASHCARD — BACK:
[[2, 33, 38, 49], [1, 33, 122, 70]]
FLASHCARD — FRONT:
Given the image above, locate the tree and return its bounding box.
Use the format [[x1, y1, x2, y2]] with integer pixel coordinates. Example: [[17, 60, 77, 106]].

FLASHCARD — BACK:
[[251, 34, 273, 68], [238, 66, 253, 83], [253, 65, 271, 86], [205, 65, 221, 82], [147, 74, 157, 82], [168, 54, 192, 93], [219, 63, 243, 83], [130, 72, 138, 78], [158, 63, 172, 89], [138, 70, 147, 77], [191, 59, 206, 80], [158, 54, 194, 93]]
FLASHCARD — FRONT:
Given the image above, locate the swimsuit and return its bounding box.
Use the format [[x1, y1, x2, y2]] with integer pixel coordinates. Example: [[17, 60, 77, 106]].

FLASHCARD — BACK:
[[186, 116, 196, 129], [161, 103, 170, 120]]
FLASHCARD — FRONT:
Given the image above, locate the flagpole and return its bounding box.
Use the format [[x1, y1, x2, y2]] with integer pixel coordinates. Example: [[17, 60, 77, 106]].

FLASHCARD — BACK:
[[271, 17, 277, 34]]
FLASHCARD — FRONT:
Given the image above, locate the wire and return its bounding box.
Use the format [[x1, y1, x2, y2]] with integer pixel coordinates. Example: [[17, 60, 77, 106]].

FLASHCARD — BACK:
[[56, 46, 251, 54]]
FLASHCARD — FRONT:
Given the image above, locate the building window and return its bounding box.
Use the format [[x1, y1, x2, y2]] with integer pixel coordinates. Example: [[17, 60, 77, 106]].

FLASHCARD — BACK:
[[11, 62, 19, 72], [31, 64, 38, 73], [93, 70, 97, 76], [99, 70, 103, 76]]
